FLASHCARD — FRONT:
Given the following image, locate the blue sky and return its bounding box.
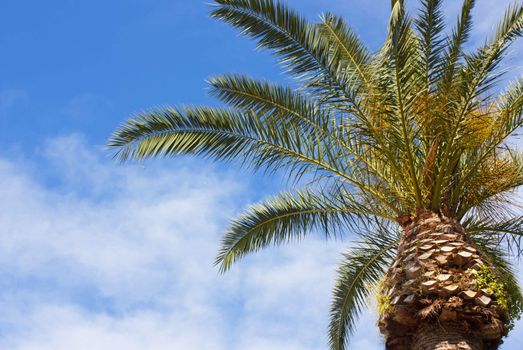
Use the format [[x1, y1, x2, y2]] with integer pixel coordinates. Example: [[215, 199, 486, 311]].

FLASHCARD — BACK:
[[1, 1, 522, 349]]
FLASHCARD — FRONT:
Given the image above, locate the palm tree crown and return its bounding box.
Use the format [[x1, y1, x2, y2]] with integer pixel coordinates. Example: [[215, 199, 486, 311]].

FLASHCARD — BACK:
[[109, 0, 523, 349]]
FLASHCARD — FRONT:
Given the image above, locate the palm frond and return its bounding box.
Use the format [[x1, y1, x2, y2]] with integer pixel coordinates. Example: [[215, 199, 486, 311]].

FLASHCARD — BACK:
[[457, 2, 523, 108], [216, 185, 383, 272], [490, 78, 523, 143], [210, 0, 354, 103], [317, 13, 371, 88], [415, 0, 445, 89], [439, 0, 475, 89], [208, 74, 332, 138], [208, 74, 373, 173], [382, 0, 424, 206], [457, 150, 523, 218], [494, 1, 523, 45], [445, 80, 523, 214], [211, 0, 321, 77], [329, 223, 399, 350], [428, 0, 476, 210], [109, 106, 349, 180], [466, 214, 523, 258]]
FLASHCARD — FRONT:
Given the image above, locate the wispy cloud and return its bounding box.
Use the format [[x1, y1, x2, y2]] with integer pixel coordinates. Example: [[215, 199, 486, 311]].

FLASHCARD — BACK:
[[0, 135, 388, 349]]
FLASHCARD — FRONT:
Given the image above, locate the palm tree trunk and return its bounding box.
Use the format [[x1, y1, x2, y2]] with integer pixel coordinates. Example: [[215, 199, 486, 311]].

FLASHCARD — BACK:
[[412, 322, 482, 350], [378, 210, 508, 350]]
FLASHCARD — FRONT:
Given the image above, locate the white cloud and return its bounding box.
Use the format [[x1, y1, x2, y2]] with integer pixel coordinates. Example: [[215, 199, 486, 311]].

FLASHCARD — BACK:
[[0, 135, 384, 349], [0, 304, 229, 350]]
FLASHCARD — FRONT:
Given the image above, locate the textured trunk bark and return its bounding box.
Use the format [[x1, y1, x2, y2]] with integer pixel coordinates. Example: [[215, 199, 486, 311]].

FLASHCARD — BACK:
[[412, 322, 483, 350], [378, 210, 508, 350]]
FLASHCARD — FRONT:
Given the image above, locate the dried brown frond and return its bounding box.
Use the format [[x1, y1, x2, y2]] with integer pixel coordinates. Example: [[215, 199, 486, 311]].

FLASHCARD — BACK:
[[418, 298, 445, 319]]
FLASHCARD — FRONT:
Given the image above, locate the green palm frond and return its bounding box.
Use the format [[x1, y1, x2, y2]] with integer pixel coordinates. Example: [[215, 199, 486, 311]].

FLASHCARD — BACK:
[[457, 151, 523, 218], [415, 0, 445, 88], [317, 13, 371, 88], [439, 0, 475, 89], [490, 78, 523, 143], [454, 79, 523, 194], [110, 106, 343, 178], [461, 2, 523, 103], [428, 0, 476, 210], [208, 74, 332, 137], [329, 224, 399, 350], [494, 1, 523, 45], [458, 2, 523, 105], [466, 215, 523, 258], [381, 0, 424, 206], [216, 185, 385, 272], [208, 74, 363, 169], [211, 0, 324, 78], [210, 0, 351, 99]]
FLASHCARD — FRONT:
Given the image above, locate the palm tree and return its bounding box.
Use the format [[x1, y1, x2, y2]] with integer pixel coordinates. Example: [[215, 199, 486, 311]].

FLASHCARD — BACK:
[[109, 0, 523, 349]]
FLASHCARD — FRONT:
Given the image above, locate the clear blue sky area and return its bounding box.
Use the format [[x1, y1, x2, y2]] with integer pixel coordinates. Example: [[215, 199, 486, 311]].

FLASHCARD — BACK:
[[1, 1, 522, 349], [0, 0, 391, 152]]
